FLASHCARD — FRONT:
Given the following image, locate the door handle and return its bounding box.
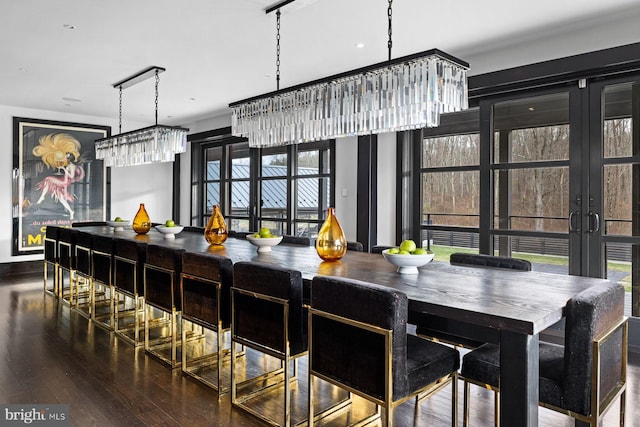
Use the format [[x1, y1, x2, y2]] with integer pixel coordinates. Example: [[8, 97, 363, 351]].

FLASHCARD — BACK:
[[569, 211, 581, 232], [588, 211, 600, 233]]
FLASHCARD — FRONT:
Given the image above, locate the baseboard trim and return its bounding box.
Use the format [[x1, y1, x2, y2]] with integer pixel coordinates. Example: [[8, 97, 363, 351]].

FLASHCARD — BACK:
[[0, 260, 42, 276]]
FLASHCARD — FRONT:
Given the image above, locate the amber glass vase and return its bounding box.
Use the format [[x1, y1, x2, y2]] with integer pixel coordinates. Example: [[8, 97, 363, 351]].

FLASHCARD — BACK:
[[315, 207, 347, 261], [204, 205, 228, 245], [132, 203, 151, 234]]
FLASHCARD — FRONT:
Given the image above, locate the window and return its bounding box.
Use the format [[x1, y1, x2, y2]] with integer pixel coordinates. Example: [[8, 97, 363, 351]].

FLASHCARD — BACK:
[[191, 129, 334, 237], [418, 109, 480, 257]]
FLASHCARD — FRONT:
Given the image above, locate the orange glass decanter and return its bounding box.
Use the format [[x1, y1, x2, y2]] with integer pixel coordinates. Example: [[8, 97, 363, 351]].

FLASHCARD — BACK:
[[315, 207, 347, 261], [204, 205, 228, 245], [132, 203, 151, 234]]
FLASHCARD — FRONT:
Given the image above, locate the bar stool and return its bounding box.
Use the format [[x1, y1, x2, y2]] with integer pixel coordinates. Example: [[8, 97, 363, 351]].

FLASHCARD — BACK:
[[57, 227, 77, 305], [91, 234, 115, 331], [113, 238, 147, 346], [43, 225, 60, 296], [144, 244, 185, 367], [180, 252, 235, 394], [230, 261, 307, 427], [73, 230, 93, 319]]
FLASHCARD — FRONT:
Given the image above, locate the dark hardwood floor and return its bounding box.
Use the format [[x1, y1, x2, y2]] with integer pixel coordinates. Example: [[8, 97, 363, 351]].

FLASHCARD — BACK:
[[0, 271, 635, 426]]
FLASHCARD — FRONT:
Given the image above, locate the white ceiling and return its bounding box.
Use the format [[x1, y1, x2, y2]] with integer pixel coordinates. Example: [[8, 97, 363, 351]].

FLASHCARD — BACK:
[[1, 0, 639, 128]]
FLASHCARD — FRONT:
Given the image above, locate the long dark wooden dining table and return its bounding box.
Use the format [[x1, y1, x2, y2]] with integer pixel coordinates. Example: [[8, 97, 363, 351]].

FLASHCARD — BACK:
[[80, 225, 611, 427]]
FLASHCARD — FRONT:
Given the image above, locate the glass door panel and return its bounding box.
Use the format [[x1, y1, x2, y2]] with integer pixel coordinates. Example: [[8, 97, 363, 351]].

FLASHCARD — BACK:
[[491, 91, 574, 271], [597, 80, 640, 317]]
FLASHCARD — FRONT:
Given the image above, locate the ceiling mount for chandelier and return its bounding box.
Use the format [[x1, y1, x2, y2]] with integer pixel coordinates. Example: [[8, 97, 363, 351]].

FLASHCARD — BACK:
[[95, 66, 189, 167], [230, 0, 469, 148]]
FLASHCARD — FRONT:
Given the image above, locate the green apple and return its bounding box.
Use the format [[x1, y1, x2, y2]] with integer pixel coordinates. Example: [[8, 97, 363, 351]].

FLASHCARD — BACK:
[[252, 233, 261, 238], [412, 248, 428, 255], [258, 227, 272, 238], [398, 250, 410, 255], [114, 216, 123, 222], [388, 247, 400, 254], [165, 219, 176, 227], [399, 239, 417, 253]]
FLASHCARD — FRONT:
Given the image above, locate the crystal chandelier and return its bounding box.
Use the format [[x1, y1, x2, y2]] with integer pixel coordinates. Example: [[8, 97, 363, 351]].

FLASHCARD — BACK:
[[229, 1, 468, 148], [95, 66, 189, 167]]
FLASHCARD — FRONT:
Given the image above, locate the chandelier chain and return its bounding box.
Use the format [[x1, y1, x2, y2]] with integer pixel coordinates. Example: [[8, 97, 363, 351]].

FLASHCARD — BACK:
[[118, 86, 123, 134], [154, 69, 159, 126], [387, 0, 393, 60], [276, 10, 281, 91]]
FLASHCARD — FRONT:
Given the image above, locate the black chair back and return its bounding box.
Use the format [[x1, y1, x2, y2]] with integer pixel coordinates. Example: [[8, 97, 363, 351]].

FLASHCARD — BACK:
[[182, 226, 205, 233], [371, 245, 394, 254], [57, 227, 76, 271], [144, 244, 185, 311], [74, 230, 93, 277], [281, 235, 311, 246], [181, 252, 233, 329], [72, 221, 107, 227], [347, 241, 364, 252], [450, 252, 532, 271], [228, 230, 250, 239], [563, 283, 625, 415], [232, 261, 306, 356], [91, 234, 114, 286], [44, 226, 60, 264], [114, 238, 147, 297], [310, 276, 408, 400]]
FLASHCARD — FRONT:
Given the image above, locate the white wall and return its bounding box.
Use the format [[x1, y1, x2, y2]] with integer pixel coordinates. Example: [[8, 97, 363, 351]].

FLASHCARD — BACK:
[[110, 163, 174, 225], [376, 132, 397, 246], [334, 136, 358, 240]]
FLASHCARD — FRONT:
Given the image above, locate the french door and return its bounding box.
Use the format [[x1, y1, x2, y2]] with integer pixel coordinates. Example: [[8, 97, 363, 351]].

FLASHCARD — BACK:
[[485, 75, 640, 317]]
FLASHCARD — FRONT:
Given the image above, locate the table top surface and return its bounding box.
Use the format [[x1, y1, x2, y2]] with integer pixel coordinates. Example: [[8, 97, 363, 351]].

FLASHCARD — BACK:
[[75, 225, 611, 336]]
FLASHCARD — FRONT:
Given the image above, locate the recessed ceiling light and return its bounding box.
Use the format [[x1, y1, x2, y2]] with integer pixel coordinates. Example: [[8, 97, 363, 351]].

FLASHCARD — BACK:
[[63, 24, 76, 30], [528, 107, 535, 111], [355, 42, 365, 49], [62, 97, 81, 102]]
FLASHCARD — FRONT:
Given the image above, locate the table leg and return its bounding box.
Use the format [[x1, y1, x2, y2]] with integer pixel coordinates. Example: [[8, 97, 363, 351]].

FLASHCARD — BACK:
[[499, 330, 539, 426]]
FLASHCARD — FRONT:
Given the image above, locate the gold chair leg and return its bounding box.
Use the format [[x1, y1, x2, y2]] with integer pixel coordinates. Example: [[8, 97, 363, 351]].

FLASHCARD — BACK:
[[452, 373, 458, 427], [463, 380, 470, 427]]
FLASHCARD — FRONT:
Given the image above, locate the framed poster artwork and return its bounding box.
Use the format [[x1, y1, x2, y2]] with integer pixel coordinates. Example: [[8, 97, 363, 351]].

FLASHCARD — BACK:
[[12, 117, 111, 255]]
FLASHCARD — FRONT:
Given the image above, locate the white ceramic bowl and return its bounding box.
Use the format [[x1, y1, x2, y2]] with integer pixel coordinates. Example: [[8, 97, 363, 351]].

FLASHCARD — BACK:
[[246, 235, 283, 253], [106, 220, 130, 231], [155, 225, 184, 239], [382, 249, 435, 274]]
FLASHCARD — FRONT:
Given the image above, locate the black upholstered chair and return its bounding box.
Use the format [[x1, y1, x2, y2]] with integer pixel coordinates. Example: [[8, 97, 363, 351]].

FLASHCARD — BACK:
[[449, 252, 532, 271], [231, 261, 307, 426], [182, 225, 205, 233], [281, 235, 311, 246], [371, 245, 394, 254], [347, 241, 364, 252], [90, 234, 115, 330], [180, 252, 235, 394], [71, 221, 107, 227], [411, 252, 531, 349], [43, 225, 60, 296], [144, 244, 185, 367], [73, 230, 93, 319], [228, 230, 250, 239], [461, 283, 627, 427], [308, 276, 460, 426], [113, 238, 147, 346], [57, 227, 77, 304]]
